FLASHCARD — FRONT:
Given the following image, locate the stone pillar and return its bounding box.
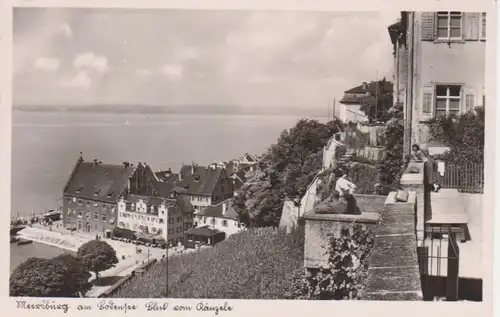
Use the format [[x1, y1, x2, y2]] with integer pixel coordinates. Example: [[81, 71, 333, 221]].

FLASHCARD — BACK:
[[303, 210, 379, 272], [400, 161, 425, 241]]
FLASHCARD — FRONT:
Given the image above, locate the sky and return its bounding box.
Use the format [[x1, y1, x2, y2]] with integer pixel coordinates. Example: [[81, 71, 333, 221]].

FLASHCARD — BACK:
[[13, 8, 399, 111]]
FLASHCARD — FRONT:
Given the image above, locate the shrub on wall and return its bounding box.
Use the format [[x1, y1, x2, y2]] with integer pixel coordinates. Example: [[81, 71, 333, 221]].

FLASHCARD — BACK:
[[290, 224, 375, 300], [428, 107, 485, 165]]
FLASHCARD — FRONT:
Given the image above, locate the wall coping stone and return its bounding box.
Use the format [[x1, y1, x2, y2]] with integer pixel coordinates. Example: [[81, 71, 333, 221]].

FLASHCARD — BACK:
[[302, 211, 379, 224], [400, 161, 425, 185], [361, 191, 423, 301]]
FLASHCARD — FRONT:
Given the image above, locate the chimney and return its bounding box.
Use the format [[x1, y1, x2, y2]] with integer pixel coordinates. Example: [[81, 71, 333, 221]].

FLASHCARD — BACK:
[[362, 82, 368, 90], [93, 159, 98, 167], [222, 202, 227, 215], [191, 164, 195, 174]]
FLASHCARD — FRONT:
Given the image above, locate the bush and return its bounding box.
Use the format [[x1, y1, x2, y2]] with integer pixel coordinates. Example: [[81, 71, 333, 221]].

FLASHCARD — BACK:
[[428, 107, 484, 165], [376, 103, 404, 194], [290, 224, 375, 300], [112, 226, 305, 299]]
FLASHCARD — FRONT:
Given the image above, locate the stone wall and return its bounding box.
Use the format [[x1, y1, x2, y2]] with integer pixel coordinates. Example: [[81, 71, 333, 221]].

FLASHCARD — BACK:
[[303, 194, 386, 270], [361, 191, 423, 300], [303, 211, 379, 270]]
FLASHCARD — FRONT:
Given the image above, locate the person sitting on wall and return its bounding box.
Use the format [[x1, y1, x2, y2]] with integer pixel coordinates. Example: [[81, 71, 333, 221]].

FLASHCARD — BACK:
[[412, 144, 424, 161], [335, 170, 361, 214], [335, 171, 357, 204]]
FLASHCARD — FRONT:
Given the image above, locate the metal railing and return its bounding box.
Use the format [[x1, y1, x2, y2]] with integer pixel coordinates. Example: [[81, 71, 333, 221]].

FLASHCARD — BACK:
[[417, 226, 460, 301], [437, 163, 484, 194]]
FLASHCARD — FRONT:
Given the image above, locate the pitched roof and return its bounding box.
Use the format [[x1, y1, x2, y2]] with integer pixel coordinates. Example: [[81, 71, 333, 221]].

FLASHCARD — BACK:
[[196, 199, 238, 220], [64, 158, 135, 203], [186, 226, 224, 237], [154, 171, 179, 197], [340, 81, 394, 105], [157, 165, 225, 196]]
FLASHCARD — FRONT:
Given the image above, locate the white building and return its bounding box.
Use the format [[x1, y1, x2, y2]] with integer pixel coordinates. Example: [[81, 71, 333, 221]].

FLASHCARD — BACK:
[[194, 199, 243, 237], [117, 194, 195, 244]]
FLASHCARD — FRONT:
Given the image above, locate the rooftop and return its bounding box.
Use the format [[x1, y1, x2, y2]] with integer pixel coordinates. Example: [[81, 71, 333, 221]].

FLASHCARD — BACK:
[[196, 199, 239, 220], [64, 156, 135, 203], [186, 226, 224, 237]]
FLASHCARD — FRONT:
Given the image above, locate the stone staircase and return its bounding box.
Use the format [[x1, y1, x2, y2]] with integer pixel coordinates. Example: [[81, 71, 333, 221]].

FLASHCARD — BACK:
[[338, 148, 356, 164]]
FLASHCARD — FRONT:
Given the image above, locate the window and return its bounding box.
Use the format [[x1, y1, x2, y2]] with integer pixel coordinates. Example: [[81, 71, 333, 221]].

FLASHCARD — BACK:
[[94, 213, 98, 220], [168, 217, 174, 224], [203, 217, 207, 224], [480, 12, 486, 39], [177, 217, 182, 222], [168, 228, 174, 234], [73, 197, 77, 203], [159, 218, 164, 224], [222, 220, 228, 227], [437, 12, 462, 40], [435, 85, 461, 117], [211, 218, 216, 225], [176, 227, 182, 233], [78, 211, 82, 218]]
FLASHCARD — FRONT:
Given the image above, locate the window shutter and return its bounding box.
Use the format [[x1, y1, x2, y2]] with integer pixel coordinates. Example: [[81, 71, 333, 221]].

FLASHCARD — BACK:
[[464, 87, 476, 112], [463, 12, 480, 40], [421, 84, 434, 121], [421, 12, 436, 41]]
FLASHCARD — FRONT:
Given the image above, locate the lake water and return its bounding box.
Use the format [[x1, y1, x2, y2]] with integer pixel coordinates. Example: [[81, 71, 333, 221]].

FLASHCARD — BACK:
[[10, 242, 73, 273], [12, 111, 325, 217]]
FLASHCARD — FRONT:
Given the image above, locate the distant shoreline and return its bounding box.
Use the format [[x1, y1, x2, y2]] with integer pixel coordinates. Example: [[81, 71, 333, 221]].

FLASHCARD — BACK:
[[13, 105, 329, 118]]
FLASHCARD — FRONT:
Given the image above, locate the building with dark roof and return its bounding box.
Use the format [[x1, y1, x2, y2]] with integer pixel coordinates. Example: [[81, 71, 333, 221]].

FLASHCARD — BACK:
[[185, 226, 226, 247], [194, 199, 243, 237], [62, 154, 137, 233], [155, 163, 234, 212], [339, 80, 394, 123]]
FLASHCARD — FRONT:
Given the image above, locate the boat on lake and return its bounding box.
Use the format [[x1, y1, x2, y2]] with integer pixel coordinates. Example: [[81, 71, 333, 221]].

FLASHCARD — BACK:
[[17, 239, 33, 246], [10, 225, 26, 236], [43, 209, 62, 221]]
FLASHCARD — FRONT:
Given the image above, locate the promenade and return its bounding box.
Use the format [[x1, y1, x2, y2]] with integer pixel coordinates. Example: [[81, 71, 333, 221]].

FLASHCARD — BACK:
[[16, 224, 189, 297]]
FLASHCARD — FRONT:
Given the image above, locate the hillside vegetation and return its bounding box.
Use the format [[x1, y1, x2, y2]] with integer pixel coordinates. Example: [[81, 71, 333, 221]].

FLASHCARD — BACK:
[[112, 227, 304, 299]]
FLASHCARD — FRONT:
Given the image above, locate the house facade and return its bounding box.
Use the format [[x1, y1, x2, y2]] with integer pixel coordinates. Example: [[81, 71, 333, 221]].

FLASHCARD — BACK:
[[116, 195, 195, 246], [339, 81, 393, 123], [389, 11, 486, 155], [62, 155, 136, 234], [194, 199, 243, 237]]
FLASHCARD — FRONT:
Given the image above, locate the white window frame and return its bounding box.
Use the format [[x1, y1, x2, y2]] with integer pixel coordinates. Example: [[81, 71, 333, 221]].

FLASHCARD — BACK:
[[480, 12, 486, 40], [436, 11, 463, 40], [435, 85, 462, 117]]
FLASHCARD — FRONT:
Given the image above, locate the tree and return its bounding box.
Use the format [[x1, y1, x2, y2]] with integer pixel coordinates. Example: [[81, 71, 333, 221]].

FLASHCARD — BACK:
[[376, 102, 405, 194], [77, 240, 118, 285], [234, 118, 343, 227], [10, 257, 77, 297], [53, 254, 92, 296], [359, 79, 394, 123]]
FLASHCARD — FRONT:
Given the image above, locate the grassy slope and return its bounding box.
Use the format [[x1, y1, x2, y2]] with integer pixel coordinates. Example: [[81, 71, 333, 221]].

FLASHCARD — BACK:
[[112, 226, 304, 299]]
